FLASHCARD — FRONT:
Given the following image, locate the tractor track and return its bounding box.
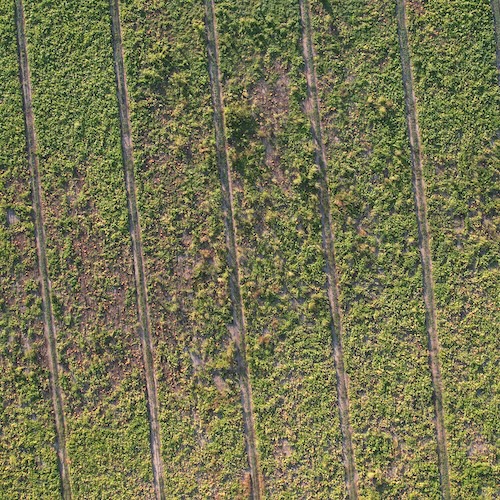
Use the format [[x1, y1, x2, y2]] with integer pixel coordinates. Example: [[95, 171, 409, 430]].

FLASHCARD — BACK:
[[14, 0, 72, 497], [204, 0, 264, 498], [109, 1, 165, 498], [396, 1, 451, 498], [298, 0, 359, 498]]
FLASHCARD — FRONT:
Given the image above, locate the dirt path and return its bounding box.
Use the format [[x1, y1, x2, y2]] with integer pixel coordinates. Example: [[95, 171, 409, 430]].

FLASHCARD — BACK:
[[109, 1, 165, 498], [396, 1, 451, 498], [492, 0, 500, 83], [298, 1, 358, 498], [204, 0, 263, 498], [14, 1, 72, 498]]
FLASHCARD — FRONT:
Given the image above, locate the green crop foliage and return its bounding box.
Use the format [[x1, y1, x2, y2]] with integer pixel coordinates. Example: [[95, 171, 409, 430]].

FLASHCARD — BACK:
[[0, 0, 497, 497], [310, 0, 441, 496], [22, 0, 153, 496], [118, 0, 248, 496], [0, 3, 60, 496], [215, 0, 345, 496], [407, 0, 500, 496]]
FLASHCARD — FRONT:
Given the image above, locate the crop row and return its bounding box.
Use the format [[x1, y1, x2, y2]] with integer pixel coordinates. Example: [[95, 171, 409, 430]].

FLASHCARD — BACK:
[[310, 0, 442, 496], [0, 2, 60, 496], [406, 0, 499, 496], [214, 0, 348, 496], [109, 0, 164, 495], [118, 0, 249, 496], [22, 0, 154, 496]]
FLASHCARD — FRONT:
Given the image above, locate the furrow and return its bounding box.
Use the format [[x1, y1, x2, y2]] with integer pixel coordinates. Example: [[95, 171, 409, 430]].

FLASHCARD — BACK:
[[298, 1, 358, 498], [109, 1, 165, 498], [203, 0, 263, 498], [395, 1, 451, 498], [14, 0, 72, 498]]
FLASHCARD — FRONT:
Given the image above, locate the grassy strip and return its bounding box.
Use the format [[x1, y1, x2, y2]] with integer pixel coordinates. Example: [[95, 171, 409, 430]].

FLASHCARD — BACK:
[[109, 1, 165, 496], [396, 1, 451, 496], [22, 0, 154, 496], [0, 1, 60, 495], [405, 0, 500, 496], [15, 0, 72, 495], [299, 0, 359, 496], [118, 0, 248, 496], [214, 0, 346, 496], [310, 0, 441, 496], [204, 0, 263, 496]]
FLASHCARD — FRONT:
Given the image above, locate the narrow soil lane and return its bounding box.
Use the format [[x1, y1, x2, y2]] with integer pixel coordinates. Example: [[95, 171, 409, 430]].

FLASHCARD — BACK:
[[396, 1, 451, 498], [14, 0, 72, 497], [109, 1, 165, 498], [204, 0, 263, 497], [299, 0, 358, 497]]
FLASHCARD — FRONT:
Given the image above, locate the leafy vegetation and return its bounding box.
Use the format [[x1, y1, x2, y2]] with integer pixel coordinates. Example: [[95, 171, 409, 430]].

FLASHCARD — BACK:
[[215, 0, 346, 496], [406, 0, 500, 496], [0, 2, 60, 496], [22, 0, 153, 496], [118, 0, 248, 496], [0, 0, 497, 497], [310, 0, 443, 496]]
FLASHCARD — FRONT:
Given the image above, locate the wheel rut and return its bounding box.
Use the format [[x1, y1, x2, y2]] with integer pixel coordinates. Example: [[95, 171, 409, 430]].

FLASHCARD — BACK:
[[204, 1, 264, 498], [14, 0, 72, 498], [298, 1, 358, 498], [396, 1, 451, 498], [109, 1, 165, 498]]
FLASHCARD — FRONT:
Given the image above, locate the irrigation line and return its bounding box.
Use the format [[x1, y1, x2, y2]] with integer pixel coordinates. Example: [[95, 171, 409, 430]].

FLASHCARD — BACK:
[[396, 1, 451, 498], [109, 1, 165, 498], [298, 0, 359, 497], [204, 0, 264, 497], [14, 0, 72, 497]]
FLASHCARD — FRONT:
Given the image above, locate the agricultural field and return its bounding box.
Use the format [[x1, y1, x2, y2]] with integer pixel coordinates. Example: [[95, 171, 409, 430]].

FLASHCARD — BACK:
[[7, 0, 154, 496], [0, 0, 498, 498]]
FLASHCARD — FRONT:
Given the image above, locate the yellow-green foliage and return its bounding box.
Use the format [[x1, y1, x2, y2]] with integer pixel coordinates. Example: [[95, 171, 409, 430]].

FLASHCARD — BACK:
[[407, 1, 500, 496], [0, 0, 497, 497], [0, 3, 60, 496], [22, 0, 153, 495], [119, 0, 248, 495], [311, 0, 440, 495], [216, 0, 346, 495]]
